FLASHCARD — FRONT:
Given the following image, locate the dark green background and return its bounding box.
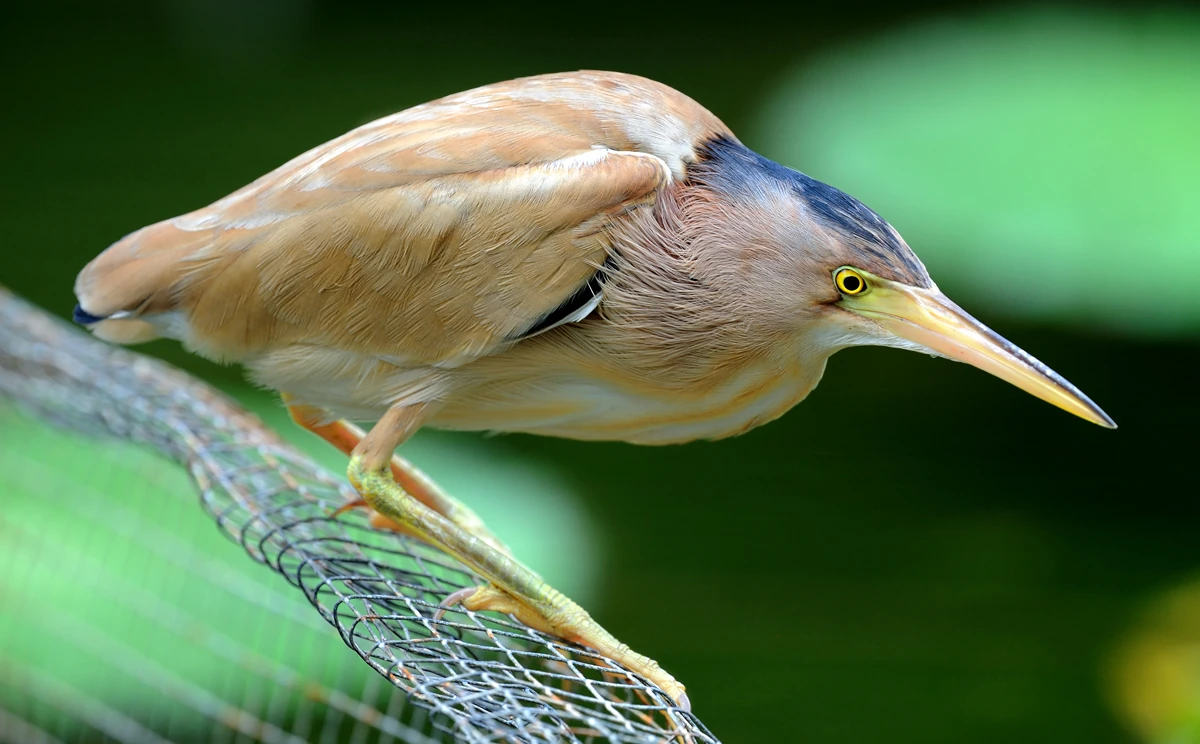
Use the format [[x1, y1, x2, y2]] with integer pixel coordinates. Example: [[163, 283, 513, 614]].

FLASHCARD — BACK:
[[3, 1, 1198, 742]]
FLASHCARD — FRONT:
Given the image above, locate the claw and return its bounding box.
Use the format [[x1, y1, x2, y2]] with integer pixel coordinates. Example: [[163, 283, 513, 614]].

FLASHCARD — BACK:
[[433, 586, 480, 622], [329, 496, 415, 536], [677, 691, 691, 714], [329, 497, 368, 520], [431, 584, 559, 637]]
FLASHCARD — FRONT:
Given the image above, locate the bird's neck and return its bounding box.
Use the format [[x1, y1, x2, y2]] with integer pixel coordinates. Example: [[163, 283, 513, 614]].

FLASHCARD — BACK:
[[588, 184, 833, 393]]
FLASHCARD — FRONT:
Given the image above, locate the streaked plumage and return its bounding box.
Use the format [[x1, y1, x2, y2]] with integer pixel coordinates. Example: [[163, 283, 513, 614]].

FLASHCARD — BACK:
[[74, 71, 1113, 707], [74, 71, 926, 443]]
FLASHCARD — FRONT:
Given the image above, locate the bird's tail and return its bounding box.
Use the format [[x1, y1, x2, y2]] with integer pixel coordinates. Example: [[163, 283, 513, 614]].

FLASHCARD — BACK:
[[73, 219, 209, 345]]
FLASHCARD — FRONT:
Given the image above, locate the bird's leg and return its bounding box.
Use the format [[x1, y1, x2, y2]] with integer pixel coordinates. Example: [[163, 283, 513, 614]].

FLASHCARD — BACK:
[[350, 403, 688, 710], [282, 395, 507, 554]]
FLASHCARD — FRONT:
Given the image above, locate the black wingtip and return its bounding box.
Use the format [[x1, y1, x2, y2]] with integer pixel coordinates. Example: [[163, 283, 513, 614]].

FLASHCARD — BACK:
[[73, 304, 106, 325]]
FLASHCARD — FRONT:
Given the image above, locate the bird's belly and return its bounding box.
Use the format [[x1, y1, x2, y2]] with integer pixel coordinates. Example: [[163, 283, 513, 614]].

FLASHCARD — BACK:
[[430, 365, 823, 445], [247, 344, 826, 445]]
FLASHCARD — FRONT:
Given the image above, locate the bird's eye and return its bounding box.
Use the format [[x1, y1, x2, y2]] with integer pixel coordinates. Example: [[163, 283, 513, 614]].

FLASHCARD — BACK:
[[834, 268, 868, 296]]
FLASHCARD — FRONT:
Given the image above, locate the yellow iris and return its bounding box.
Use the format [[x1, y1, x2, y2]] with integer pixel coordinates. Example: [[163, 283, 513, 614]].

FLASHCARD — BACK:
[[835, 267, 868, 295]]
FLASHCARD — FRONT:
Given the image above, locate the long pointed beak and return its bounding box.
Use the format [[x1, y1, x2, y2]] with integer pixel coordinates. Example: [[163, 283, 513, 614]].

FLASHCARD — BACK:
[[844, 279, 1116, 428]]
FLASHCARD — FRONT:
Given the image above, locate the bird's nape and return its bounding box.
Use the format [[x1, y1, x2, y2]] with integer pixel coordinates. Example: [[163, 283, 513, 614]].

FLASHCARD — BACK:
[[833, 268, 1116, 428]]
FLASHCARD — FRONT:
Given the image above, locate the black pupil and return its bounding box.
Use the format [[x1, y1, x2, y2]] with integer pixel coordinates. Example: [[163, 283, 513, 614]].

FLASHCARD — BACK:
[[842, 274, 861, 292]]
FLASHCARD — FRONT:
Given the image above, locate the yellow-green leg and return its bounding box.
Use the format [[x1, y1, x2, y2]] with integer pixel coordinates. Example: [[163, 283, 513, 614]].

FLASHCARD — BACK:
[[343, 404, 688, 710], [283, 395, 508, 554], [350, 458, 688, 709]]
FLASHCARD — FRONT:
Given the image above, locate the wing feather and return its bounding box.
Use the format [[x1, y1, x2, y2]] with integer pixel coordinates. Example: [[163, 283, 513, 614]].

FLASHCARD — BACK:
[[74, 71, 730, 366]]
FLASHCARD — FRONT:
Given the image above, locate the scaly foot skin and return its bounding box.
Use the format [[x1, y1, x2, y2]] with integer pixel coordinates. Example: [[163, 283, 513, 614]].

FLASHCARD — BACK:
[[440, 584, 690, 711], [388, 451, 512, 556], [347, 455, 689, 711], [334, 492, 510, 556]]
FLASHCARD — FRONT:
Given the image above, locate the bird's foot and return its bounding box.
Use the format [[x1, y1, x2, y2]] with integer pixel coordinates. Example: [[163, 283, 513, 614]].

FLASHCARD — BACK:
[[347, 456, 687, 710], [329, 461, 510, 556], [437, 583, 689, 711], [387, 451, 512, 556], [330, 497, 423, 539], [282, 399, 509, 554]]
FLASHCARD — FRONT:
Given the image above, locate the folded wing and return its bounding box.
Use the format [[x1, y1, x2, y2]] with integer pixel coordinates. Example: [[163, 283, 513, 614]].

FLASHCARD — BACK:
[[73, 72, 703, 366]]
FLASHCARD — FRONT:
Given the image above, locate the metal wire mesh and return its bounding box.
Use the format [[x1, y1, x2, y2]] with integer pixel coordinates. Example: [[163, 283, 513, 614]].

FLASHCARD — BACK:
[[0, 287, 717, 744]]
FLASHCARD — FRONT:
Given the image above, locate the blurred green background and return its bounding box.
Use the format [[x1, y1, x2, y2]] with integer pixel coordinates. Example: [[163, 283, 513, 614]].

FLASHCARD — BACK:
[[2, 1, 1199, 742]]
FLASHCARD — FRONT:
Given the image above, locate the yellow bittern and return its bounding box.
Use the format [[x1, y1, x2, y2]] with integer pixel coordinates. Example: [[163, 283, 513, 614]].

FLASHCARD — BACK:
[[73, 70, 1114, 709]]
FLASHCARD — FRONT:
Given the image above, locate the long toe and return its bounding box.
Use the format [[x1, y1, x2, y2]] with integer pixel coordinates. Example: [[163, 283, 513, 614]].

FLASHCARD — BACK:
[[349, 456, 688, 708], [441, 583, 690, 709]]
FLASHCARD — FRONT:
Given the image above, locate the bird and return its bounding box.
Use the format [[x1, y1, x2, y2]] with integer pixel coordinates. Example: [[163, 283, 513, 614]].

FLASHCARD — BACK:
[[72, 70, 1115, 710]]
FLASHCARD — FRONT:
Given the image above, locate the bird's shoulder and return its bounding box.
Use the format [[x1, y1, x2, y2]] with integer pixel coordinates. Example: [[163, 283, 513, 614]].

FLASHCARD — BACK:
[[77, 71, 731, 365], [223, 70, 731, 195], [416, 70, 733, 178]]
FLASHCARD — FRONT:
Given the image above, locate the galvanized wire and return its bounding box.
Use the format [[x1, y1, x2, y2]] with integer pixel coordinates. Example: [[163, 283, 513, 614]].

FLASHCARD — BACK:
[[0, 287, 717, 744]]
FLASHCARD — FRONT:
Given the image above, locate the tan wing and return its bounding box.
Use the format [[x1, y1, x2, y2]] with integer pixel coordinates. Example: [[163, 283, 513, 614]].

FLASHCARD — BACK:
[[74, 71, 729, 365]]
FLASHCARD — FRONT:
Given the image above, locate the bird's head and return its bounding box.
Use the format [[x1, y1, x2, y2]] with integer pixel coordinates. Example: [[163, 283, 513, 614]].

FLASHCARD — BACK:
[[691, 135, 1115, 428]]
